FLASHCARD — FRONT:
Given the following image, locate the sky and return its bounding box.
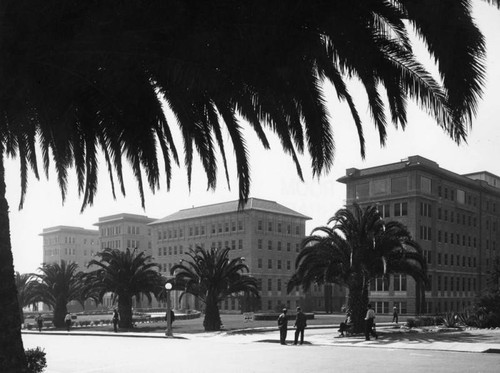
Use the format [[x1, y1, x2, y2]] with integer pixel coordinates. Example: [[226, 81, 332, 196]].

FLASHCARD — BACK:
[[7, 2, 500, 274]]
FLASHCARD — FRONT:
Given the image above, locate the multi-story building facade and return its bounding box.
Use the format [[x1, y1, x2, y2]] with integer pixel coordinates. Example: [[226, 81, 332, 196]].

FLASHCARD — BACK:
[[39, 201, 348, 313], [40, 226, 100, 269], [338, 155, 500, 315], [94, 213, 156, 256], [149, 198, 321, 312]]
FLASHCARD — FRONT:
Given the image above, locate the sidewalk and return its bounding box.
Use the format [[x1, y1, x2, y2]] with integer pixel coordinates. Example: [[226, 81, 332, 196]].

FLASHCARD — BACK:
[[22, 324, 500, 354]]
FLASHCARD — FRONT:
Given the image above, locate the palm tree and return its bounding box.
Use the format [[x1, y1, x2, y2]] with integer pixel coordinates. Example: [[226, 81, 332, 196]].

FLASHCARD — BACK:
[[28, 261, 89, 328], [0, 1, 498, 370], [14, 272, 37, 324], [171, 247, 259, 331], [87, 248, 162, 329], [289, 205, 427, 332]]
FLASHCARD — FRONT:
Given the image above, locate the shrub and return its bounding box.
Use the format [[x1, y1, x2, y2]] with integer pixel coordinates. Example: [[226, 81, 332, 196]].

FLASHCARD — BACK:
[[25, 347, 47, 373], [405, 316, 438, 328]]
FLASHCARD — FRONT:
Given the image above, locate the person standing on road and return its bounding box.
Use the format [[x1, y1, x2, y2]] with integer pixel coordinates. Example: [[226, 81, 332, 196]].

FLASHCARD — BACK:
[[112, 309, 120, 332], [64, 312, 72, 332], [392, 306, 399, 324], [364, 304, 378, 341], [278, 308, 288, 345], [36, 313, 44, 332], [294, 307, 307, 345]]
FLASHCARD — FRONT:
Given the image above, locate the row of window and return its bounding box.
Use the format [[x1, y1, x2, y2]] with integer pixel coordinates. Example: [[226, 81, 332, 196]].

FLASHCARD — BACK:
[[437, 231, 481, 248], [370, 275, 407, 292], [426, 300, 473, 314], [44, 248, 96, 257], [257, 220, 301, 235], [257, 258, 293, 271], [373, 301, 407, 315], [101, 225, 143, 237], [436, 252, 476, 268], [435, 275, 476, 293], [257, 239, 300, 252], [43, 236, 97, 245], [376, 202, 408, 218], [157, 221, 246, 241]]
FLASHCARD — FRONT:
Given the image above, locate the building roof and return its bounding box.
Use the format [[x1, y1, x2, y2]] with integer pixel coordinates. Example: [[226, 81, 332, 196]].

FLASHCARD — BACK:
[[150, 197, 311, 225], [337, 155, 500, 194], [94, 213, 157, 226], [39, 225, 99, 236]]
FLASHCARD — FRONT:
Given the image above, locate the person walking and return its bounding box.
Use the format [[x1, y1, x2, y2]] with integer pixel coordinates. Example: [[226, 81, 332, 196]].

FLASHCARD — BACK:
[[364, 304, 378, 341], [277, 308, 288, 345], [112, 309, 119, 332], [64, 312, 72, 332], [293, 307, 307, 345], [392, 306, 399, 323], [35, 313, 44, 332]]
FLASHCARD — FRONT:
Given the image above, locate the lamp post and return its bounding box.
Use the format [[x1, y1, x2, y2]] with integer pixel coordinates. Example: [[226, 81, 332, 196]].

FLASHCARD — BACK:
[[165, 282, 173, 338]]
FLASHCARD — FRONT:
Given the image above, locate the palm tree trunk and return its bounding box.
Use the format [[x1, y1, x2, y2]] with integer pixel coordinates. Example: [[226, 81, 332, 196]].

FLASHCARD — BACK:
[[348, 273, 369, 334], [0, 153, 28, 371], [53, 299, 67, 328], [203, 295, 221, 331], [118, 295, 133, 328]]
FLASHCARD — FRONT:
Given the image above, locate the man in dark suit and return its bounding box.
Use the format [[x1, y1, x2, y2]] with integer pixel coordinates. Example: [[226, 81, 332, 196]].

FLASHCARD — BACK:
[[277, 308, 288, 345], [294, 307, 307, 345]]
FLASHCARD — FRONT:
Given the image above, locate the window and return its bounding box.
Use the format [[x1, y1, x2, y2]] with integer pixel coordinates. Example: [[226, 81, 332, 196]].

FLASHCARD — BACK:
[[277, 260, 282, 270], [420, 176, 431, 194], [277, 241, 282, 251], [267, 279, 272, 291], [268, 222, 273, 232], [268, 240, 272, 250], [277, 223, 282, 233], [393, 274, 407, 291], [277, 279, 282, 292], [268, 259, 272, 269], [355, 183, 369, 199], [457, 189, 465, 204], [372, 179, 388, 195], [287, 260, 291, 270], [394, 202, 408, 216], [379, 204, 390, 218], [258, 258, 262, 268], [391, 177, 408, 194], [258, 239, 262, 250]]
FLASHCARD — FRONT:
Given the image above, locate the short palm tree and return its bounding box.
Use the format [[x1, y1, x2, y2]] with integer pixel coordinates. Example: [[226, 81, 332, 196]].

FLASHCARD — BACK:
[[28, 261, 89, 328], [14, 272, 37, 324], [87, 248, 162, 329], [171, 247, 259, 331], [289, 205, 427, 332]]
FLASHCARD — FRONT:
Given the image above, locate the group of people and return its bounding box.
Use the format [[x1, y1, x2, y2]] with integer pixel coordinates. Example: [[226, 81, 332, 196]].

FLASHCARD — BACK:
[[277, 307, 307, 345], [277, 303, 399, 345], [338, 304, 399, 341]]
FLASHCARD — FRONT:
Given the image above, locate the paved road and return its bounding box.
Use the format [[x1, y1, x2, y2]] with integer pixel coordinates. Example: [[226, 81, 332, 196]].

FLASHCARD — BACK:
[[22, 328, 500, 373]]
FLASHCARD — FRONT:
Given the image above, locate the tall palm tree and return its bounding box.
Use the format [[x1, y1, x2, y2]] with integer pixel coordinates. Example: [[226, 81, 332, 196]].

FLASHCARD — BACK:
[[289, 205, 427, 332], [87, 248, 162, 329], [0, 1, 498, 370], [28, 261, 89, 328], [171, 247, 259, 331], [14, 272, 37, 324]]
